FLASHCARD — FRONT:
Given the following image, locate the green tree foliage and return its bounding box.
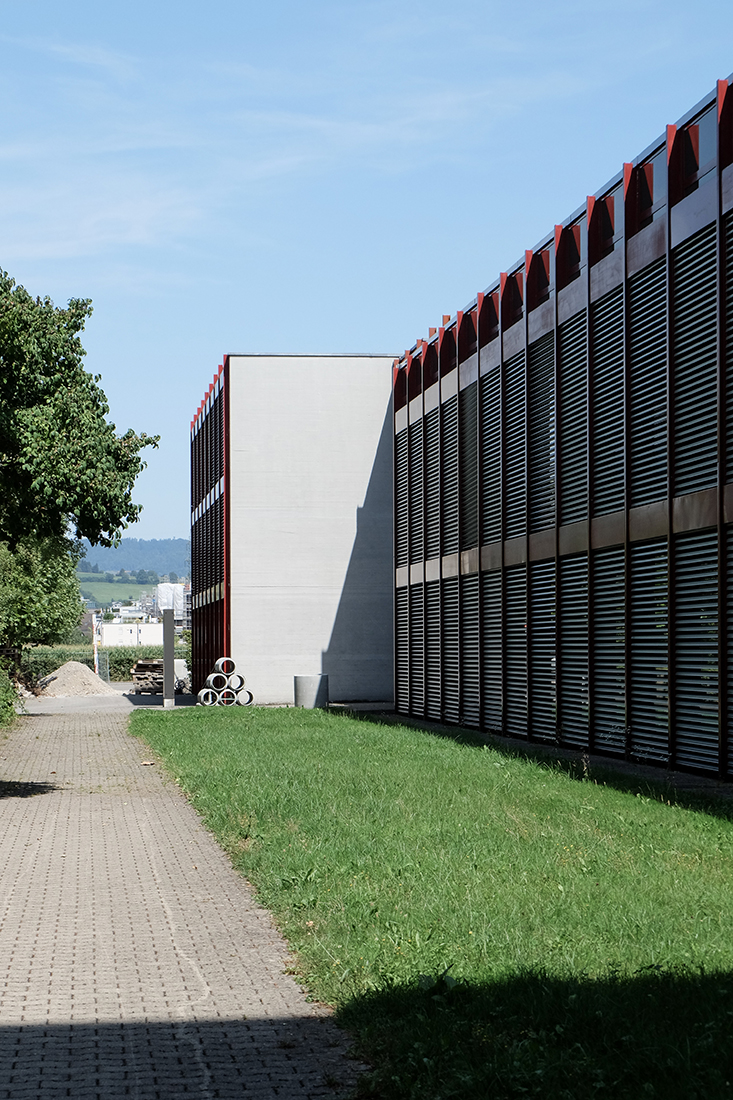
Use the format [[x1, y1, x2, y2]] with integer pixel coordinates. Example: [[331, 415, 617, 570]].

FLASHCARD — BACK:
[[0, 537, 84, 648], [0, 272, 157, 548], [169, 571, 178, 584]]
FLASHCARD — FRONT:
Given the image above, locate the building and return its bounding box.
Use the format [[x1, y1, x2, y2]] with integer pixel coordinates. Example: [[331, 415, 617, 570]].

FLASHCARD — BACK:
[[393, 75, 733, 777], [191, 354, 394, 701]]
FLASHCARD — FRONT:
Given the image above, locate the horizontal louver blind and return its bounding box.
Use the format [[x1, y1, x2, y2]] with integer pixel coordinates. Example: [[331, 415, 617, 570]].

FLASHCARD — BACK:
[[461, 575, 480, 726], [559, 310, 588, 525], [673, 529, 718, 772], [481, 570, 502, 731], [408, 421, 424, 563], [505, 351, 527, 538], [409, 583, 425, 717], [395, 587, 409, 713], [629, 258, 667, 506], [529, 333, 555, 532], [426, 408, 441, 559], [441, 396, 459, 554], [395, 429, 409, 568], [629, 539, 669, 762], [460, 383, 478, 550], [442, 576, 460, 723], [505, 564, 528, 736], [425, 581, 442, 720], [530, 560, 556, 738], [672, 223, 717, 496], [725, 213, 733, 483], [727, 528, 733, 777], [480, 365, 501, 544], [591, 286, 625, 516], [559, 554, 589, 746], [592, 546, 626, 751]]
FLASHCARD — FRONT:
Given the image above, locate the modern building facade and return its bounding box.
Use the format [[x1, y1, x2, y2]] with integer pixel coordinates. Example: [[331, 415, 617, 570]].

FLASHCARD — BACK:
[[393, 76, 733, 777], [191, 354, 394, 702]]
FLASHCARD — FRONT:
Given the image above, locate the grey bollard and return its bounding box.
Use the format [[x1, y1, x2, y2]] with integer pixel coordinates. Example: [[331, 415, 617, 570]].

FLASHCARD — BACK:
[[294, 675, 329, 709]]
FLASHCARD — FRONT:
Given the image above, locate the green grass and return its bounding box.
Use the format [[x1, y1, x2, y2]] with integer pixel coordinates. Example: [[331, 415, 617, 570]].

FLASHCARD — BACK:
[[130, 707, 733, 1098], [77, 575, 150, 604]]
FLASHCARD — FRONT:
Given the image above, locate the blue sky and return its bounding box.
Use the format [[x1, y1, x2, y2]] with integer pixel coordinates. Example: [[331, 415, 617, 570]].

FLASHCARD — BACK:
[[1, 1, 733, 538]]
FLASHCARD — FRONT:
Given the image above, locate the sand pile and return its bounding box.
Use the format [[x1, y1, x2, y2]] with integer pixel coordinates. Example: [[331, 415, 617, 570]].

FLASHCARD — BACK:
[[37, 660, 119, 697]]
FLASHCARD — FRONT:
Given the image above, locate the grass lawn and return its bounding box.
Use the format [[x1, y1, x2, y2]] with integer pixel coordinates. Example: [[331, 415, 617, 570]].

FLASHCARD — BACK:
[[77, 576, 150, 604], [130, 707, 733, 1098]]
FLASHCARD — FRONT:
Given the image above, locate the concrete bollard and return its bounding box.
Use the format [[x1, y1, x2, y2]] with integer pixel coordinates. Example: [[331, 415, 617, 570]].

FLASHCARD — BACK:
[[294, 675, 329, 709]]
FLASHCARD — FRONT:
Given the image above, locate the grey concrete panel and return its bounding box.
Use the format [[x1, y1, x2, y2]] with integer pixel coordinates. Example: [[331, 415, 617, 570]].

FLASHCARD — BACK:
[[228, 355, 394, 704]]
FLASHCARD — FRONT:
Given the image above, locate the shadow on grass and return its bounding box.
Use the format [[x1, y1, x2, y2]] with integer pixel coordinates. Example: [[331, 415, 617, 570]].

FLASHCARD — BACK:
[[0, 779, 58, 799], [338, 966, 733, 1099], [345, 710, 733, 822]]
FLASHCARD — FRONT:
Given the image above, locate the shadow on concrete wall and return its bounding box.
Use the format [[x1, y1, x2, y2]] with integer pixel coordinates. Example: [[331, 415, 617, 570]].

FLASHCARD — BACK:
[[321, 400, 393, 702]]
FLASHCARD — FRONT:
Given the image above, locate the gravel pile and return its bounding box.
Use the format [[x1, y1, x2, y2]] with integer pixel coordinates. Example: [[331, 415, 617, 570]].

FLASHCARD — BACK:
[[37, 661, 119, 697]]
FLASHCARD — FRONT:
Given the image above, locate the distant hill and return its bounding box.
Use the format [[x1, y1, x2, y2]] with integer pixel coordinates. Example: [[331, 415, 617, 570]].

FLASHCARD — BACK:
[[79, 538, 190, 578]]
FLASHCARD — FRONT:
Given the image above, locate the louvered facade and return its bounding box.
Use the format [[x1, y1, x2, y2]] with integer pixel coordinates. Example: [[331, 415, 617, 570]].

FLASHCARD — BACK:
[[393, 75, 733, 777]]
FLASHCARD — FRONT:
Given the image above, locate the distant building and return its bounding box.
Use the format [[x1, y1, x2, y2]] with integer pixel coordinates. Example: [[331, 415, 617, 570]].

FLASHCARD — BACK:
[[99, 622, 164, 647], [190, 354, 394, 701]]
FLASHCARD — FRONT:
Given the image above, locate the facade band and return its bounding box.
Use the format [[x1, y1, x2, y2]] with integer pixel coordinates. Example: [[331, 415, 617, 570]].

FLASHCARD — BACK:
[[393, 76, 733, 777], [190, 363, 229, 691]]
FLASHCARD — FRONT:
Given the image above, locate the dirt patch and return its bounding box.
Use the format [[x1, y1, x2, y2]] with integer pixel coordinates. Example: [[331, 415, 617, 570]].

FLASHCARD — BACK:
[[37, 660, 119, 697]]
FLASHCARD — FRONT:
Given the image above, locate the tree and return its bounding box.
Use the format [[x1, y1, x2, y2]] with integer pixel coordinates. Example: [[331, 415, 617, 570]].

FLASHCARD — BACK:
[[169, 572, 178, 584], [104, 572, 115, 584], [0, 537, 84, 648], [136, 568, 148, 585], [0, 271, 158, 548]]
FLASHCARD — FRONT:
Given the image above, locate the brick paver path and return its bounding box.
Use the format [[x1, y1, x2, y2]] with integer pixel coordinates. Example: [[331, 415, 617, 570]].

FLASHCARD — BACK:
[[0, 706, 362, 1098]]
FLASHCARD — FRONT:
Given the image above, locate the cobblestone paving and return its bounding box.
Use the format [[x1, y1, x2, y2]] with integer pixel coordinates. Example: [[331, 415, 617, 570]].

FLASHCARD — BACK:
[[0, 707, 362, 1099]]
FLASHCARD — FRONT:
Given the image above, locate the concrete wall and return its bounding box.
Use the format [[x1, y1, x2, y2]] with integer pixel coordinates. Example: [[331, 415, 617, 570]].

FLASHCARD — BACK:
[[227, 355, 393, 704], [100, 622, 164, 647]]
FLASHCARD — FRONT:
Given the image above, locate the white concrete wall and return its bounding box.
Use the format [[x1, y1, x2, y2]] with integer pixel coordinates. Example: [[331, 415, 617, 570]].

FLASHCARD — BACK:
[[227, 355, 393, 704], [100, 622, 164, 647]]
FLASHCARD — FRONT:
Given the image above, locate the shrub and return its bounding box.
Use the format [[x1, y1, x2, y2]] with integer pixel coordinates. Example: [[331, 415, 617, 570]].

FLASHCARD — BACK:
[[0, 663, 17, 725]]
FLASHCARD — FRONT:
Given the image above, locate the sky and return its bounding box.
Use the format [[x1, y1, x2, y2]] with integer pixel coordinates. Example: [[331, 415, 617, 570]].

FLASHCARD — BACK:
[[1, 1, 733, 539]]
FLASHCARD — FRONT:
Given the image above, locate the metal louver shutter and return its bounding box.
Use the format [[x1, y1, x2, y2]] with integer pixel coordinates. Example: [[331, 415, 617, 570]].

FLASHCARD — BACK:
[[529, 333, 555, 532], [504, 351, 527, 538], [559, 311, 588, 525], [425, 408, 440, 559], [559, 554, 589, 746], [629, 539, 669, 763], [460, 574, 480, 726], [409, 583, 425, 718], [592, 546, 626, 751], [408, 421, 424, 563], [441, 396, 459, 554], [395, 586, 409, 713], [530, 560, 556, 739], [481, 570, 502, 731], [460, 383, 478, 550], [672, 223, 717, 496], [673, 529, 719, 772], [505, 564, 528, 736], [481, 365, 501, 544], [442, 576, 460, 723], [591, 286, 625, 516], [425, 580, 442, 720], [725, 213, 733, 483], [629, 258, 667, 507], [727, 528, 733, 777], [395, 429, 409, 568]]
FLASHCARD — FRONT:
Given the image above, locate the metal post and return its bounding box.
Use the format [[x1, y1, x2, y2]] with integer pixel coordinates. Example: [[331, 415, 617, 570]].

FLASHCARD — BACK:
[[163, 608, 175, 709]]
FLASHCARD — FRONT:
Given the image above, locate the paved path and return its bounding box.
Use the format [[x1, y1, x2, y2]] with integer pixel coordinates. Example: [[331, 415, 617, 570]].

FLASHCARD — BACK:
[[0, 700, 362, 1099]]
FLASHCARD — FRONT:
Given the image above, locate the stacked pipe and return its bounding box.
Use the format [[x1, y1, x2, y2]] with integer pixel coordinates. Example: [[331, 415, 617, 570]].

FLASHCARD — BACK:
[[197, 657, 253, 707]]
